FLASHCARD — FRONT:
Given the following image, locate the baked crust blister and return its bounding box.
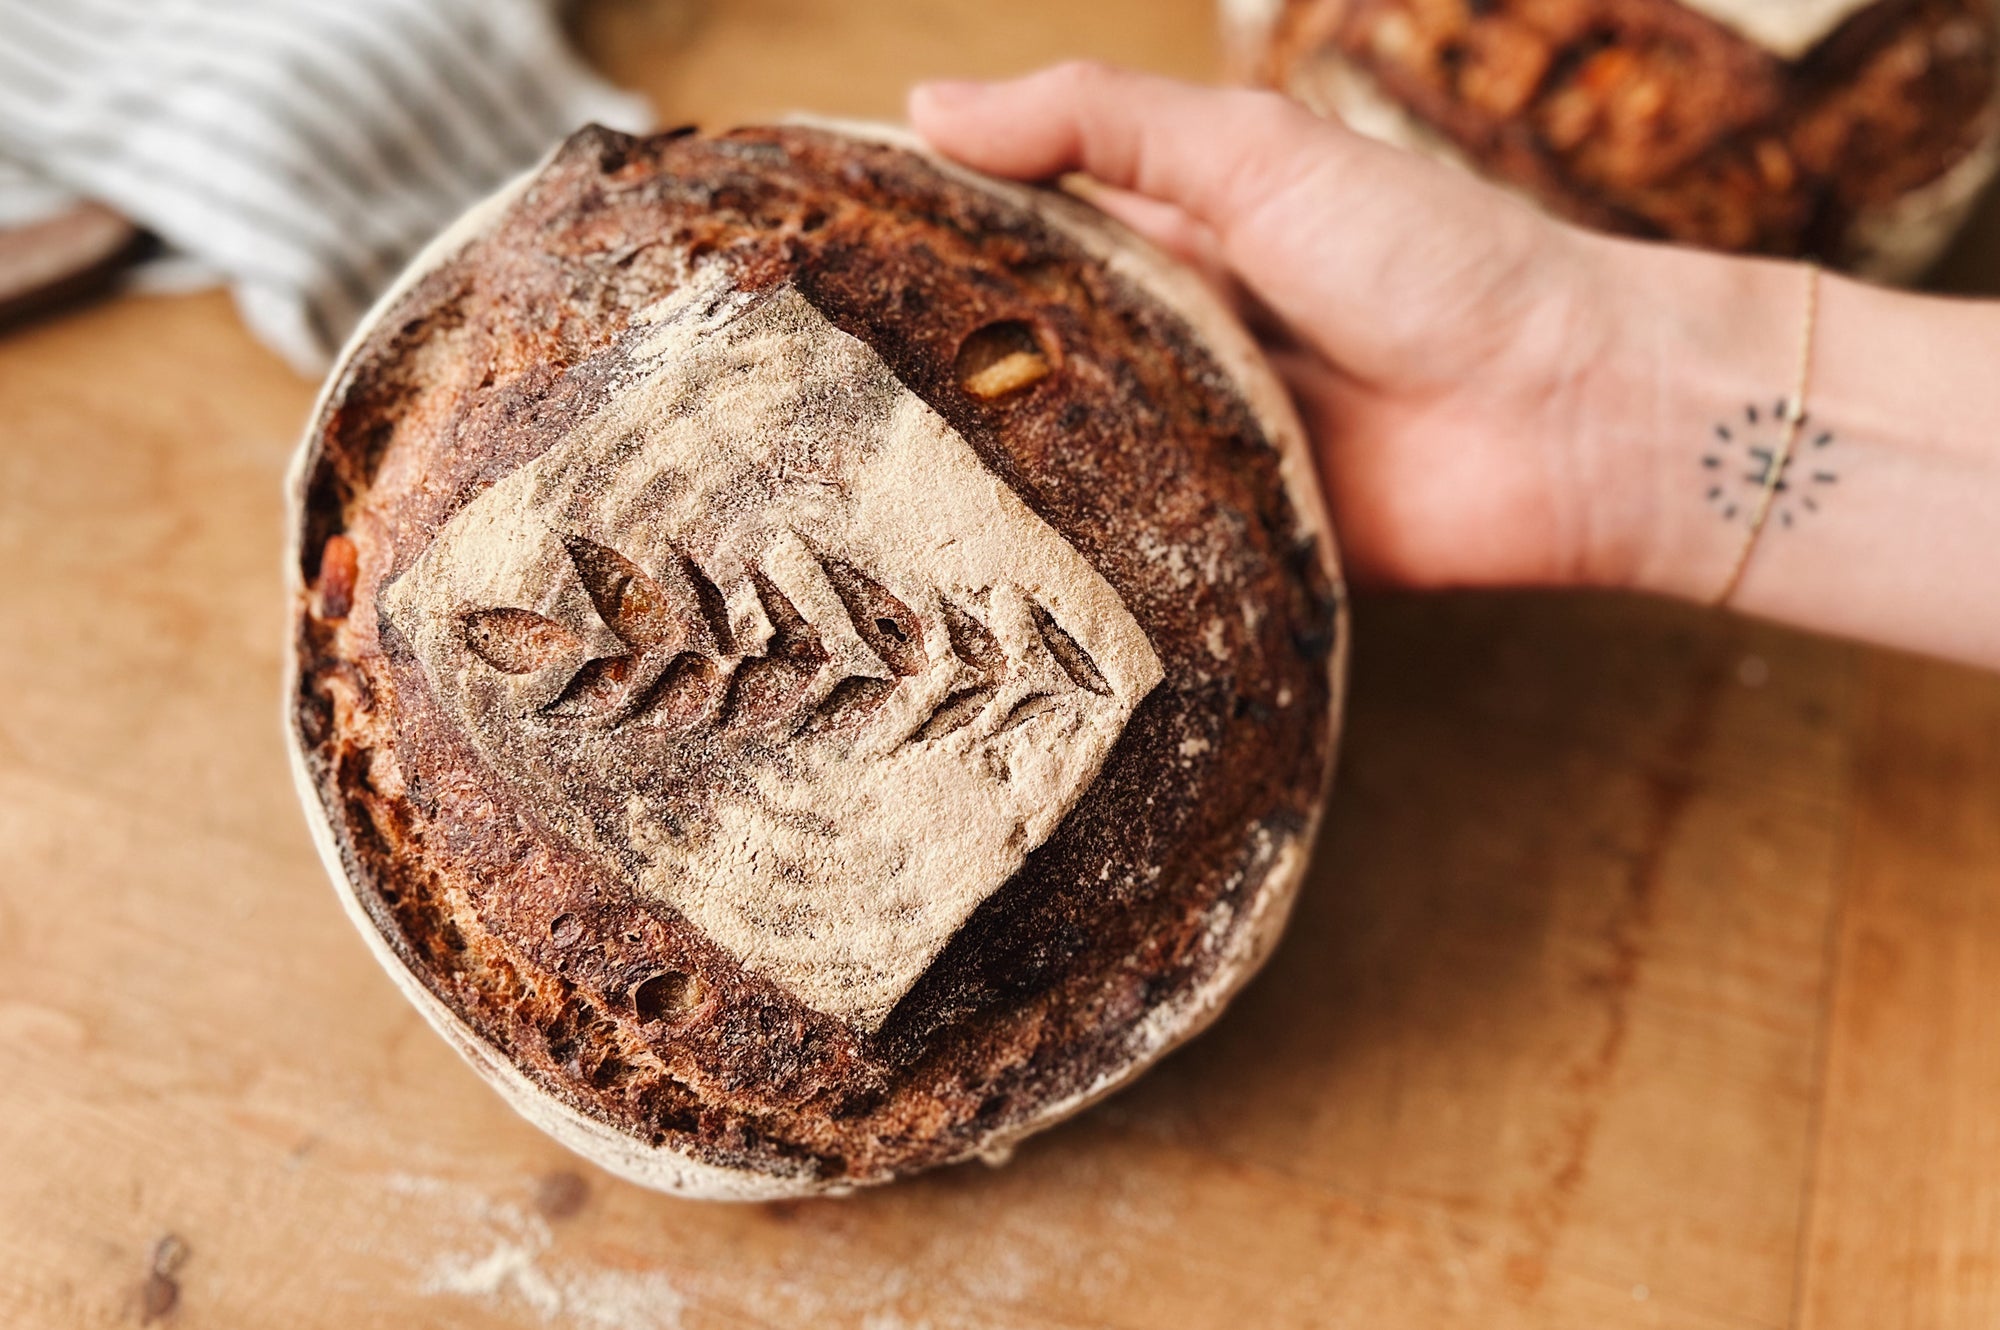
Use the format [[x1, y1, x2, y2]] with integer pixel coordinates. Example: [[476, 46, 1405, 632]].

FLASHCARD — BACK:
[[1227, 0, 2000, 278], [285, 122, 1345, 1197]]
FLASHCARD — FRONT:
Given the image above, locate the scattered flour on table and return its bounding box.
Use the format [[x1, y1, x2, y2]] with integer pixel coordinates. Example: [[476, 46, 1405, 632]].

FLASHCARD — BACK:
[[367, 1151, 1172, 1329], [383, 1173, 685, 1329]]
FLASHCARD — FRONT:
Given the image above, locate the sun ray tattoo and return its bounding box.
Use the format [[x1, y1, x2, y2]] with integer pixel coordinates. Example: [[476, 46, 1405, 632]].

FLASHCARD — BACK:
[[1701, 398, 1837, 529]]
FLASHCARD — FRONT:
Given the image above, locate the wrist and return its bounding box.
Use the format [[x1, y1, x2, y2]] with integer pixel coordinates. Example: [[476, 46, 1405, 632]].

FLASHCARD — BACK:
[[1563, 233, 1807, 601]]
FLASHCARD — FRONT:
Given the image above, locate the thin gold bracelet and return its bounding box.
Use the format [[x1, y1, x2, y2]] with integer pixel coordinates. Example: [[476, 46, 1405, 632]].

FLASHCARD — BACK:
[[1712, 264, 1821, 607]]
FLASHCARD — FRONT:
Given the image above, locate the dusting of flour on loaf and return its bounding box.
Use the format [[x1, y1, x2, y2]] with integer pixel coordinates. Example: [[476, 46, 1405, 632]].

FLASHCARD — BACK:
[[386, 275, 1162, 1032]]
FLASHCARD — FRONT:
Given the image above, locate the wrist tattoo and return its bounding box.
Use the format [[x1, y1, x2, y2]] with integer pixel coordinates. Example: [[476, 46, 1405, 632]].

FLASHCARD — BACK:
[[1702, 399, 1836, 529]]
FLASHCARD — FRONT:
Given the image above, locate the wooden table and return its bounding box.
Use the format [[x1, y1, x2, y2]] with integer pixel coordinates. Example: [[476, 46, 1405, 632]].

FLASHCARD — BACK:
[[4, 2, 1999, 1325]]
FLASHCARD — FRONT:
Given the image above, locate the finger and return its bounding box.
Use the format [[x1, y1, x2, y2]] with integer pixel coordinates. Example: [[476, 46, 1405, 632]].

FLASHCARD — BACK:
[[909, 62, 1340, 235], [1070, 179, 1301, 346], [1065, 177, 1220, 272]]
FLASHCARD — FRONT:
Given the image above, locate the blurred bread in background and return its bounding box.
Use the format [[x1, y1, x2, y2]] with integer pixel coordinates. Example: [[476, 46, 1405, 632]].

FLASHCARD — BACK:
[[1224, 0, 2000, 280]]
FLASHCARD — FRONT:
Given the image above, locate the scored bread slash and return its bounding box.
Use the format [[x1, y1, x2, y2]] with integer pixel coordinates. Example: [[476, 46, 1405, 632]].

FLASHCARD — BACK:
[[954, 319, 1055, 398], [285, 120, 1345, 1198], [961, 348, 1051, 398]]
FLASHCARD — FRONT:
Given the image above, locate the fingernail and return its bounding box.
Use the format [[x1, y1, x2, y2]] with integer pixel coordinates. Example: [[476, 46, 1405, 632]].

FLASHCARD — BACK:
[[912, 79, 988, 110]]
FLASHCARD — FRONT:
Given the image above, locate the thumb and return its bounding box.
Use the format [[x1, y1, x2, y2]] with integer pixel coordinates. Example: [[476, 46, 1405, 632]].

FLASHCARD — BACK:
[[908, 62, 1339, 239]]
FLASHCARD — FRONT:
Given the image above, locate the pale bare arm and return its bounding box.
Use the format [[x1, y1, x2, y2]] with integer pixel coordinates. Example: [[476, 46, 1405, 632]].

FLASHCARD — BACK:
[[909, 64, 2000, 670]]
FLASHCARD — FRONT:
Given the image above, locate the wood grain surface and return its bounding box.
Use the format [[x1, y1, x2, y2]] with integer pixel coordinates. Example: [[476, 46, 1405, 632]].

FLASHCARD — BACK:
[[2, 2, 1997, 1326]]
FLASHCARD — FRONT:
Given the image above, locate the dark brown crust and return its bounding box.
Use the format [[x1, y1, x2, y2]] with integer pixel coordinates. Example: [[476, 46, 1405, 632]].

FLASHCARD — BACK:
[[1259, 0, 1996, 259], [289, 125, 1340, 1187]]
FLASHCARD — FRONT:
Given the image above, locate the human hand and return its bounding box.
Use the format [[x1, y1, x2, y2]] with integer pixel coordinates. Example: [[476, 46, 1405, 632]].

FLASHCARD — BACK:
[[910, 63, 1626, 589], [914, 65, 2000, 669]]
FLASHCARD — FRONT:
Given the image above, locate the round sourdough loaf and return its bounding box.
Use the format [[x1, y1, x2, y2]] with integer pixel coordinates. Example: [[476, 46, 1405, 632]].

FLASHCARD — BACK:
[[285, 122, 1345, 1198], [1226, 0, 2000, 280]]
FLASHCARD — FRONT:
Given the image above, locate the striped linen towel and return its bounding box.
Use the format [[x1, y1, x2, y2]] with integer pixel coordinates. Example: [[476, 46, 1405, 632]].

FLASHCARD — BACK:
[[0, 0, 650, 372]]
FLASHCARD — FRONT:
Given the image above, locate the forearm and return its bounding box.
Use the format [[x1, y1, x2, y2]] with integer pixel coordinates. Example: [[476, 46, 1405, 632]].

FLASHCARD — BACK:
[[1575, 238, 2000, 669]]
